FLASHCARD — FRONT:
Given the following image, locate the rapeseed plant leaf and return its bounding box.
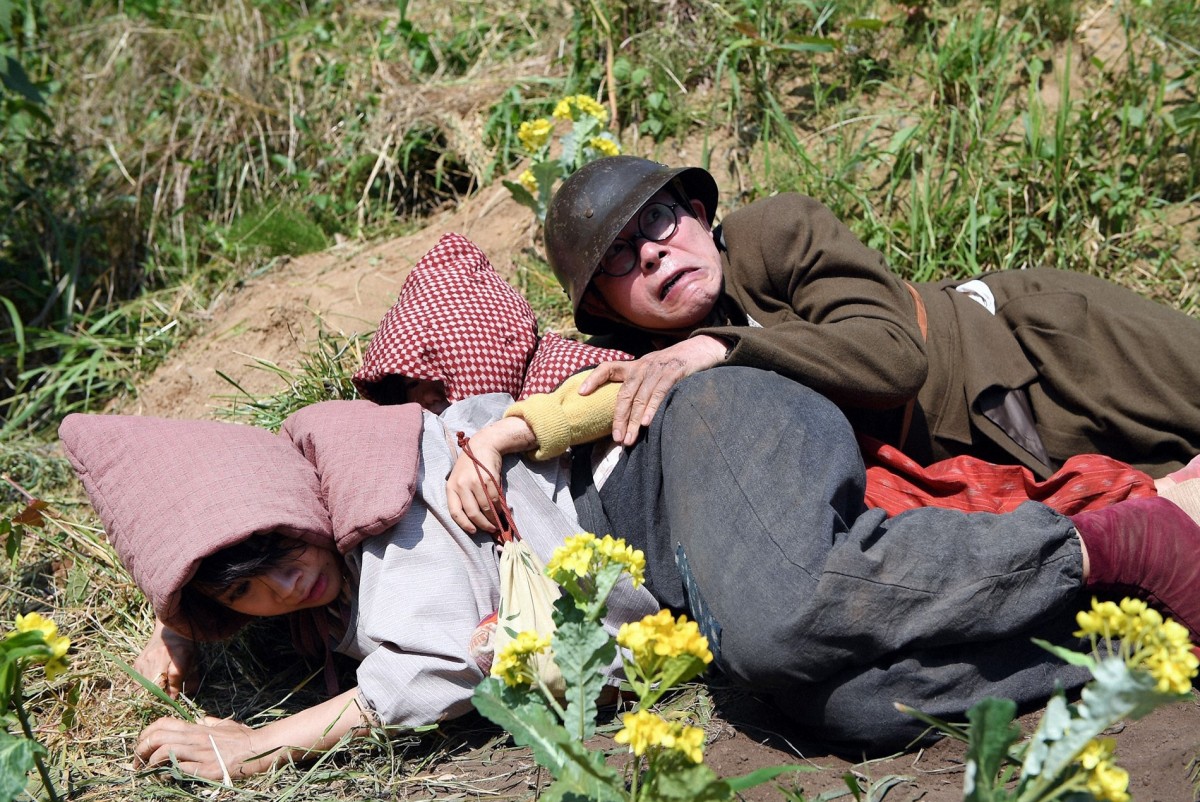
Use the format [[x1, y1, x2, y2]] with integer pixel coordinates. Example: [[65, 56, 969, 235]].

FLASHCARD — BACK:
[[962, 697, 1020, 802]]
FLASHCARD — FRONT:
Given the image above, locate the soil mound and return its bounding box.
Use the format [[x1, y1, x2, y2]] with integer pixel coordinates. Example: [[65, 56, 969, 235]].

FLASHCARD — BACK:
[[117, 184, 537, 420]]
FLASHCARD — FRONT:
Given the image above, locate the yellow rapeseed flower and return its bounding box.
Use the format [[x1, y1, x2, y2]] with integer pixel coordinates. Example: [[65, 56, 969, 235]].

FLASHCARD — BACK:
[[587, 136, 620, 157], [491, 631, 550, 688], [617, 609, 713, 675], [517, 118, 553, 152], [10, 613, 71, 681], [1074, 597, 1197, 694], [1076, 739, 1130, 802], [613, 710, 705, 763], [552, 94, 608, 123], [546, 533, 645, 587], [44, 657, 69, 682], [12, 612, 57, 640], [595, 534, 645, 586], [547, 532, 598, 580], [518, 169, 538, 195]]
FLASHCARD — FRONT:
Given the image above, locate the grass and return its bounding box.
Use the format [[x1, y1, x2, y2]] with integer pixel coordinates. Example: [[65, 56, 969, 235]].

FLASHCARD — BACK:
[[1, 0, 1199, 798]]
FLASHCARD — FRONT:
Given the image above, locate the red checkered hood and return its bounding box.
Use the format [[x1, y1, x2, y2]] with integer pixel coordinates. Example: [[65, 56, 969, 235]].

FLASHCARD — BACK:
[[518, 332, 631, 399], [355, 233, 539, 402], [356, 232, 633, 404]]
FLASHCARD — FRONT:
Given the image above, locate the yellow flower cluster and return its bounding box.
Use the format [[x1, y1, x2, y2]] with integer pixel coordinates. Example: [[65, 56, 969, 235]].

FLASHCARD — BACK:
[[553, 94, 608, 123], [617, 609, 713, 674], [9, 612, 71, 681], [517, 118, 553, 152], [546, 533, 646, 587], [491, 630, 550, 688], [517, 169, 538, 195], [1076, 738, 1130, 802], [614, 710, 706, 763], [1075, 597, 1198, 694], [587, 136, 620, 157]]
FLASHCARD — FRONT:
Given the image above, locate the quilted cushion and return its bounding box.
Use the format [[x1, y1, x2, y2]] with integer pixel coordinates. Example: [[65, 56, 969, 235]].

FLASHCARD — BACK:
[[280, 400, 423, 554]]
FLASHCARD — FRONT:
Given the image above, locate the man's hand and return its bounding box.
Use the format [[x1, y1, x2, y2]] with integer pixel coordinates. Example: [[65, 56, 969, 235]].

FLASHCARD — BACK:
[[135, 715, 269, 781], [134, 619, 198, 699], [577, 335, 728, 445]]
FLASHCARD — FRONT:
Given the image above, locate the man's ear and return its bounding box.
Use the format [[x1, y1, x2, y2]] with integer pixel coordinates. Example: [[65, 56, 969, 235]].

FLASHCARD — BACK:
[[689, 197, 710, 228]]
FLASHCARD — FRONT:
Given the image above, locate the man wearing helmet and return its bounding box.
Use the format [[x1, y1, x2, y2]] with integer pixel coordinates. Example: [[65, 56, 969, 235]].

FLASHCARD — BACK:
[[545, 156, 1200, 480]]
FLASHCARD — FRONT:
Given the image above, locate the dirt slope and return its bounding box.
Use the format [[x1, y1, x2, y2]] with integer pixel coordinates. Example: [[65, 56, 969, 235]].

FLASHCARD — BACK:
[[115, 182, 538, 420]]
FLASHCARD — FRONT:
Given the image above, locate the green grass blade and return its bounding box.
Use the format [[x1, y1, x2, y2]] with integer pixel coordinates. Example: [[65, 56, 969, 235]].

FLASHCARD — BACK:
[[104, 651, 197, 722]]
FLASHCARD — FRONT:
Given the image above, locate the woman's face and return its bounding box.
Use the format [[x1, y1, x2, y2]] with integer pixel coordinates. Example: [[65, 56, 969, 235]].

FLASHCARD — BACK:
[[207, 540, 344, 617], [404, 378, 450, 414]]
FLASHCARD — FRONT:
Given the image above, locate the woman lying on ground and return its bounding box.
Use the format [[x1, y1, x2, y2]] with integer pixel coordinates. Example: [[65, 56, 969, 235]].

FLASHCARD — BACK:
[[59, 395, 658, 780]]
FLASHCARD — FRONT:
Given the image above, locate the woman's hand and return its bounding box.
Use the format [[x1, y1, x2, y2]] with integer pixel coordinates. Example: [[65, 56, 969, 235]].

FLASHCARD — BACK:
[[133, 619, 198, 699], [134, 688, 368, 781], [447, 438, 504, 535], [135, 715, 270, 780], [577, 335, 728, 445], [447, 417, 537, 534]]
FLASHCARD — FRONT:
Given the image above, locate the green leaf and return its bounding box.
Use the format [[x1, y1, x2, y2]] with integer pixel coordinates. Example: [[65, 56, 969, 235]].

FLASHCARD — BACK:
[[0, 55, 43, 105], [640, 654, 710, 708], [587, 562, 626, 620], [1030, 638, 1097, 670], [541, 779, 620, 802], [0, 296, 25, 376], [553, 611, 615, 741], [0, 0, 12, 39], [0, 657, 13, 712], [725, 764, 817, 791], [472, 678, 624, 800], [644, 761, 732, 802], [501, 180, 540, 215], [962, 698, 1020, 802], [0, 730, 40, 802], [2, 518, 18, 563], [1019, 657, 1179, 800]]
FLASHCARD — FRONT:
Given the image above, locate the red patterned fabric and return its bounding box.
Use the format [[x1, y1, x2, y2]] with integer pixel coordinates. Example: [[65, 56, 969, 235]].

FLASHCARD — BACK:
[[357, 233, 632, 403], [354, 232, 539, 402], [860, 435, 1156, 516], [519, 332, 632, 399]]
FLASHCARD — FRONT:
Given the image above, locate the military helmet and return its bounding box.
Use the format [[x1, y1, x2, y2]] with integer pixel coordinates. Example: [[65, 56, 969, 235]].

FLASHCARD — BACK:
[[545, 156, 718, 334]]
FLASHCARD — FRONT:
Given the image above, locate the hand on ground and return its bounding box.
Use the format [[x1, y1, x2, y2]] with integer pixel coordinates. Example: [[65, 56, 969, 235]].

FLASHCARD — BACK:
[[135, 715, 274, 780], [133, 620, 199, 699]]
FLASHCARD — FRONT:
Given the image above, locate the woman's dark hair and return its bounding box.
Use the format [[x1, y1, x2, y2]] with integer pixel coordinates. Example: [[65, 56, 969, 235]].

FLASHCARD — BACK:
[[366, 374, 408, 405], [190, 532, 307, 596]]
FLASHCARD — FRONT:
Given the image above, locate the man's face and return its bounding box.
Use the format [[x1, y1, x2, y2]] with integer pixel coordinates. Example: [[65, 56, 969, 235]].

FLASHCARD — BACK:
[[589, 191, 723, 331]]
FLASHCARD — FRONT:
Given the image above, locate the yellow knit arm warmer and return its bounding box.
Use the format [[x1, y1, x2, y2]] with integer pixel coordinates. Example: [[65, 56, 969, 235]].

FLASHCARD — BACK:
[[504, 370, 618, 461]]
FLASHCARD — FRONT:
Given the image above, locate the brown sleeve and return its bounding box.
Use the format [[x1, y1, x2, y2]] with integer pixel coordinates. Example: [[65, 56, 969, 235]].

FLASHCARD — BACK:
[[694, 194, 927, 410]]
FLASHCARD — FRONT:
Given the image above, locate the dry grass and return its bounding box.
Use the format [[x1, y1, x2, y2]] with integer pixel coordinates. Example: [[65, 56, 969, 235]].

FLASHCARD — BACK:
[[3, 0, 1199, 798]]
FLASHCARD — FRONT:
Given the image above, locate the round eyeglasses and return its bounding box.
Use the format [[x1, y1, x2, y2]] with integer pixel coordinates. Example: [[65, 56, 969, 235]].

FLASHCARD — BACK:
[[597, 201, 683, 278]]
